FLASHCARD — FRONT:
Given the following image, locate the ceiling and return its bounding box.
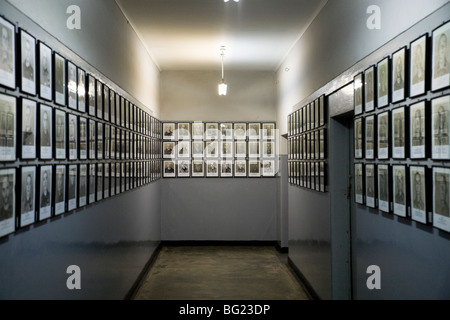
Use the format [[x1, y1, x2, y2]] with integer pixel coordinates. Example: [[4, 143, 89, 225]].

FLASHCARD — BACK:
[[115, 0, 327, 72]]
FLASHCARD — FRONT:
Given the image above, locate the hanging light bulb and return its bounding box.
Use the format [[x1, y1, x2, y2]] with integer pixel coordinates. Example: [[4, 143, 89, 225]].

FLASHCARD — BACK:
[[218, 46, 227, 96]]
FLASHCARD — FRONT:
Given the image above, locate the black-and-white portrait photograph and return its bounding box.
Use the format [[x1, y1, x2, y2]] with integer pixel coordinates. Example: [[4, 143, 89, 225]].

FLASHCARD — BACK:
[[96, 163, 103, 201], [378, 164, 389, 213], [235, 141, 246, 158], [20, 29, 36, 95], [0, 93, 16, 161], [68, 164, 77, 211], [377, 111, 389, 159], [103, 85, 109, 122], [364, 66, 375, 112], [410, 35, 427, 97], [88, 119, 96, 160], [262, 123, 275, 140], [192, 160, 204, 177], [392, 107, 405, 159], [410, 166, 427, 224], [319, 95, 325, 127], [54, 165, 66, 216], [433, 167, 450, 233], [79, 164, 87, 207], [54, 53, 66, 106], [110, 162, 116, 196], [67, 61, 77, 110], [79, 117, 87, 159], [163, 141, 175, 158], [234, 123, 247, 140], [38, 41, 52, 101], [89, 163, 96, 203], [19, 167, 34, 227], [432, 21, 450, 91], [248, 160, 260, 178], [354, 73, 363, 115], [249, 141, 260, 158], [410, 101, 426, 159], [221, 160, 233, 177], [68, 114, 77, 160], [177, 140, 190, 158], [104, 163, 110, 199], [221, 141, 233, 158], [192, 122, 204, 140], [365, 115, 375, 160], [115, 94, 120, 127], [97, 122, 103, 160], [263, 141, 275, 158], [192, 140, 204, 158], [115, 163, 121, 194], [377, 57, 389, 108], [38, 165, 52, 221], [432, 95, 450, 159], [355, 163, 364, 204], [248, 123, 260, 140], [220, 123, 233, 140], [206, 160, 218, 177], [110, 90, 116, 124], [319, 162, 326, 192], [354, 118, 363, 159], [164, 160, 175, 178], [178, 160, 190, 178], [77, 68, 86, 113], [205, 123, 219, 140], [262, 160, 275, 177], [163, 123, 175, 140], [0, 168, 15, 238], [392, 47, 406, 102], [54, 109, 66, 159], [393, 165, 406, 217], [88, 75, 96, 116], [0, 17, 15, 90], [235, 159, 246, 177], [365, 164, 376, 208], [96, 80, 103, 120], [319, 129, 325, 160], [21, 98, 36, 159], [205, 140, 218, 158], [39, 104, 52, 159]]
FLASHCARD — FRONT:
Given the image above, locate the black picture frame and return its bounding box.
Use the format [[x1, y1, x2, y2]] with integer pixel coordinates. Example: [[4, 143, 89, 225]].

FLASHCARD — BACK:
[[365, 115, 375, 160], [21, 98, 37, 160], [163, 160, 176, 178], [392, 164, 407, 218], [0, 168, 16, 237], [67, 113, 78, 160], [53, 52, 66, 107], [377, 111, 390, 160], [410, 34, 428, 98], [19, 28, 36, 96], [354, 117, 363, 159], [0, 93, 16, 162], [354, 73, 364, 115], [54, 164, 66, 216], [110, 89, 116, 125], [77, 67, 86, 113], [38, 165, 52, 221], [432, 166, 450, 233], [39, 103, 52, 160], [392, 106, 406, 159], [104, 162, 110, 199], [364, 66, 375, 112], [19, 165, 36, 228], [88, 163, 96, 204], [431, 20, 450, 92], [248, 160, 261, 178], [365, 163, 376, 208], [88, 119, 96, 160], [103, 85, 110, 123], [88, 74, 96, 116], [54, 109, 66, 160], [79, 116, 87, 160], [96, 80, 103, 120], [67, 164, 77, 212], [377, 164, 390, 213], [355, 163, 364, 204], [377, 56, 390, 108], [177, 160, 191, 178], [234, 159, 247, 178], [410, 165, 428, 224], [78, 163, 87, 208], [392, 47, 407, 103], [234, 123, 247, 140], [96, 163, 103, 201], [431, 95, 450, 160], [0, 16, 16, 90], [410, 100, 427, 159], [97, 122, 103, 160], [38, 41, 52, 101], [67, 61, 77, 110]]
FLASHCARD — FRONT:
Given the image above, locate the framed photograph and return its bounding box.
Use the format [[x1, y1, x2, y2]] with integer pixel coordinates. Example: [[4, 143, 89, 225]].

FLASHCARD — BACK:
[[410, 35, 427, 97], [364, 115, 375, 160], [234, 123, 247, 140], [364, 66, 375, 112], [54, 53, 66, 106], [319, 162, 326, 192], [220, 160, 233, 177], [176, 122, 190, 140], [96, 163, 103, 201], [176, 160, 189, 177], [96, 80, 103, 119], [314, 131, 320, 160], [0, 94, 16, 162], [67, 164, 77, 211], [88, 75, 96, 116], [220, 123, 233, 140], [354, 73, 363, 115], [68, 114, 78, 160], [192, 140, 204, 158], [78, 164, 87, 207], [319, 129, 326, 160], [433, 167, 450, 233], [377, 164, 390, 213], [115, 95, 121, 128], [235, 159, 247, 177], [262, 123, 275, 140], [248, 123, 260, 140], [205, 141, 218, 158], [97, 122, 103, 160], [104, 163, 110, 199], [248, 160, 261, 177], [377, 57, 389, 108], [54, 164, 66, 216], [205, 123, 219, 140], [163, 123, 175, 140], [192, 122, 204, 140], [365, 164, 376, 208], [206, 160, 219, 177], [19, 29, 36, 95], [109, 162, 115, 196], [235, 141, 246, 158], [54, 109, 66, 159], [263, 141, 275, 158], [0, 17, 16, 90], [393, 165, 407, 217], [110, 90, 116, 124], [120, 97, 125, 128], [114, 163, 121, 194], [79, 117, 87, 160], [355, 163, 364, 204], [88, 119, 96, 160], [432, 95, 450, 159], [0, 168, 15, 237], [163, 160, 175, 178], [410, 101, 426, 159], [392, 106, 405, 159], [392, 47, 406, 103], [104, 124, 110, 159], [377, 111, 389, 160], [431, 21, 450, 91], [410, 166, 427, 224], [221, 141, 233, 158], [354, 117, 363, 159], [38, 41, 52, 100], [67, 61, 77, 110], [319, 95, 326, 127], [39, 104, 52, 159], [77, 68, 86, 113], [38, 165, 52, 221], [314, 100, 320, 129], [177, 140, 190, 158], [249, 141, 260, 158], [21, 98, 37, 159], [191, 160, 204, 177], [262, 160, 276, 177], [305, 105, 311, 132], [88, 163, 96, 203], [19, 166, 36, 228]]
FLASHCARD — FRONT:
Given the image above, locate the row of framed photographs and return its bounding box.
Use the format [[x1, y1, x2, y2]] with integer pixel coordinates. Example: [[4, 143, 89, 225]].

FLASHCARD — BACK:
[[354, 20, 450, 115], [354, 163, 450, 233], [163, 122, 276, 141], [0, 93, 162, 162], [354, 95, 450, 161], [163, 159, 277, 178], [162, 140, 276, 159], [288, 94, 326, 136], [0, 16, 161, 138], [288, 129, 327, 161], [287, 161, 327, 193], [0, 160, 162, 238]]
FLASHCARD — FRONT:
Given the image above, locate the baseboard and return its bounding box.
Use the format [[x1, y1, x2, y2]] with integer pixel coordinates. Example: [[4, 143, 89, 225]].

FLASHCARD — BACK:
[[287, 257, 321, 300], [124, 242, 163, 300], [161, 240, 279, 247]]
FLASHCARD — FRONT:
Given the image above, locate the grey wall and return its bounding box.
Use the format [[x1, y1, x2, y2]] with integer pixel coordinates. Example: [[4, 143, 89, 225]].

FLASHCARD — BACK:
[[0, 0, 161, 299]]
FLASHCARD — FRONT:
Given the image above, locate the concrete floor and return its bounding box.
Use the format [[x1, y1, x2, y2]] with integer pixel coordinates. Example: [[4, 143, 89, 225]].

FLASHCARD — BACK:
[[133, 245, 310, 300]]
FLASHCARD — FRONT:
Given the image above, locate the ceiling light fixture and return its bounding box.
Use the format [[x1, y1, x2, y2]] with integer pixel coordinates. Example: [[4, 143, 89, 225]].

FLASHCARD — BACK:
[[218, 46, 227, 96], [224, 0, 239, 2]]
